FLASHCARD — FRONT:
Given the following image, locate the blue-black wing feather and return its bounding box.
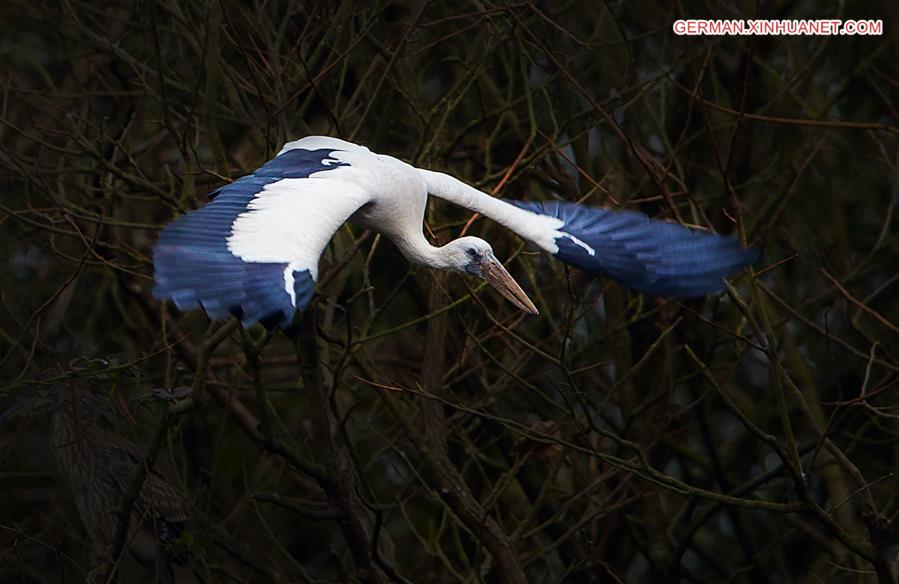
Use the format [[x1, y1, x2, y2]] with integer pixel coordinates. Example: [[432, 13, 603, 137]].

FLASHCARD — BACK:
[[153, 149, 343, 330], [505, 200, 758, 297]]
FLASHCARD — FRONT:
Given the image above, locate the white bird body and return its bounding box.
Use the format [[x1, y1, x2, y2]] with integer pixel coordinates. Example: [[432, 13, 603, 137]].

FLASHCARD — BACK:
[[154, 136, 758, 330]]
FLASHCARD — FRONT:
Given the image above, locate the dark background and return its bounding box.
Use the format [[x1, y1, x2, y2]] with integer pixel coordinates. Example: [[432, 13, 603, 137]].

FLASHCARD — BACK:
[[1, 1, 898, 582]]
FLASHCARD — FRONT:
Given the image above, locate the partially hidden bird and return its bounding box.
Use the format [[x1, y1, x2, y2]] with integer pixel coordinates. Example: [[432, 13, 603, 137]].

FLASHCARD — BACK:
[[153, 136, 758, 330], [4, 379, 189, 582]]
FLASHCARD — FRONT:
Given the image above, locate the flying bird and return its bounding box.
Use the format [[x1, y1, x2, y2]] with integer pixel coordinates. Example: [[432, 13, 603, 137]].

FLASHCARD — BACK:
[[153, 136, 757, 330]]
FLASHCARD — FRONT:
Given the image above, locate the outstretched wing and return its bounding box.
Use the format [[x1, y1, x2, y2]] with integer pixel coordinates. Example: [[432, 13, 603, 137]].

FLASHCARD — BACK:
[[154, 138, 374, 329], [503, 200, 758, 297], [419, 169, 758, 298]]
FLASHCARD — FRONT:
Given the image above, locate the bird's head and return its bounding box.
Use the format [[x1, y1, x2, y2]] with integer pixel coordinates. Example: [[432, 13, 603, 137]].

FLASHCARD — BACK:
[[441, 236, 539, 315]]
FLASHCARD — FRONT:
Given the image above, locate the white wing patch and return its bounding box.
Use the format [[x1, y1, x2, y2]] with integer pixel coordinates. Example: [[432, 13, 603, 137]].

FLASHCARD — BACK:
[[283, 266, 297, 306], [226, 142, 424, 307], [561, 233, 596, 256], [227, 175, 371, 283]]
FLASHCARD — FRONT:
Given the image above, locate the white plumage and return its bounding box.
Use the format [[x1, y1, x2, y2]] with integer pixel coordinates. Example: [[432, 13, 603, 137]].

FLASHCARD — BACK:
[[154, 136, 758, 330]]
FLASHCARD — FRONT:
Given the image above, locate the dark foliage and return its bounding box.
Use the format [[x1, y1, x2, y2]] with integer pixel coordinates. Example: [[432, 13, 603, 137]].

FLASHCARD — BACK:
[[1, 1, 897, 582]]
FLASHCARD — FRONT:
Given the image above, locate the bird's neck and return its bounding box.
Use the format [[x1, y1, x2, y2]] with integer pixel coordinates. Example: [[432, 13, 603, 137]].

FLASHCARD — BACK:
[[390, 230, 456, 271]]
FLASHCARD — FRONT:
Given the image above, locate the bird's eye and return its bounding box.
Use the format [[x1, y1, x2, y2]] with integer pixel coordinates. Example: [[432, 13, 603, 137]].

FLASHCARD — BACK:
[[466, 247, 479, 258]]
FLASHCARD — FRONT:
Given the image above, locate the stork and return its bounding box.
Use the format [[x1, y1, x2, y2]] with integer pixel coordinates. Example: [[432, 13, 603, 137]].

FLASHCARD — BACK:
[[153, 136, 758, 330]]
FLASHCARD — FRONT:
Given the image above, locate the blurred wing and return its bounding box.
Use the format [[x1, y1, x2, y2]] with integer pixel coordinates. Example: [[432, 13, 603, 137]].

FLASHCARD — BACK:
[[504, 200, 758, 297], [419, 169, 757, 298], [154, 138, 374, 330]]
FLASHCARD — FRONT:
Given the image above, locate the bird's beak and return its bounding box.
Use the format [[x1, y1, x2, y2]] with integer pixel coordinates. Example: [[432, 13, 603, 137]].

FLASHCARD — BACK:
[[480, 255, 539, 315]]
